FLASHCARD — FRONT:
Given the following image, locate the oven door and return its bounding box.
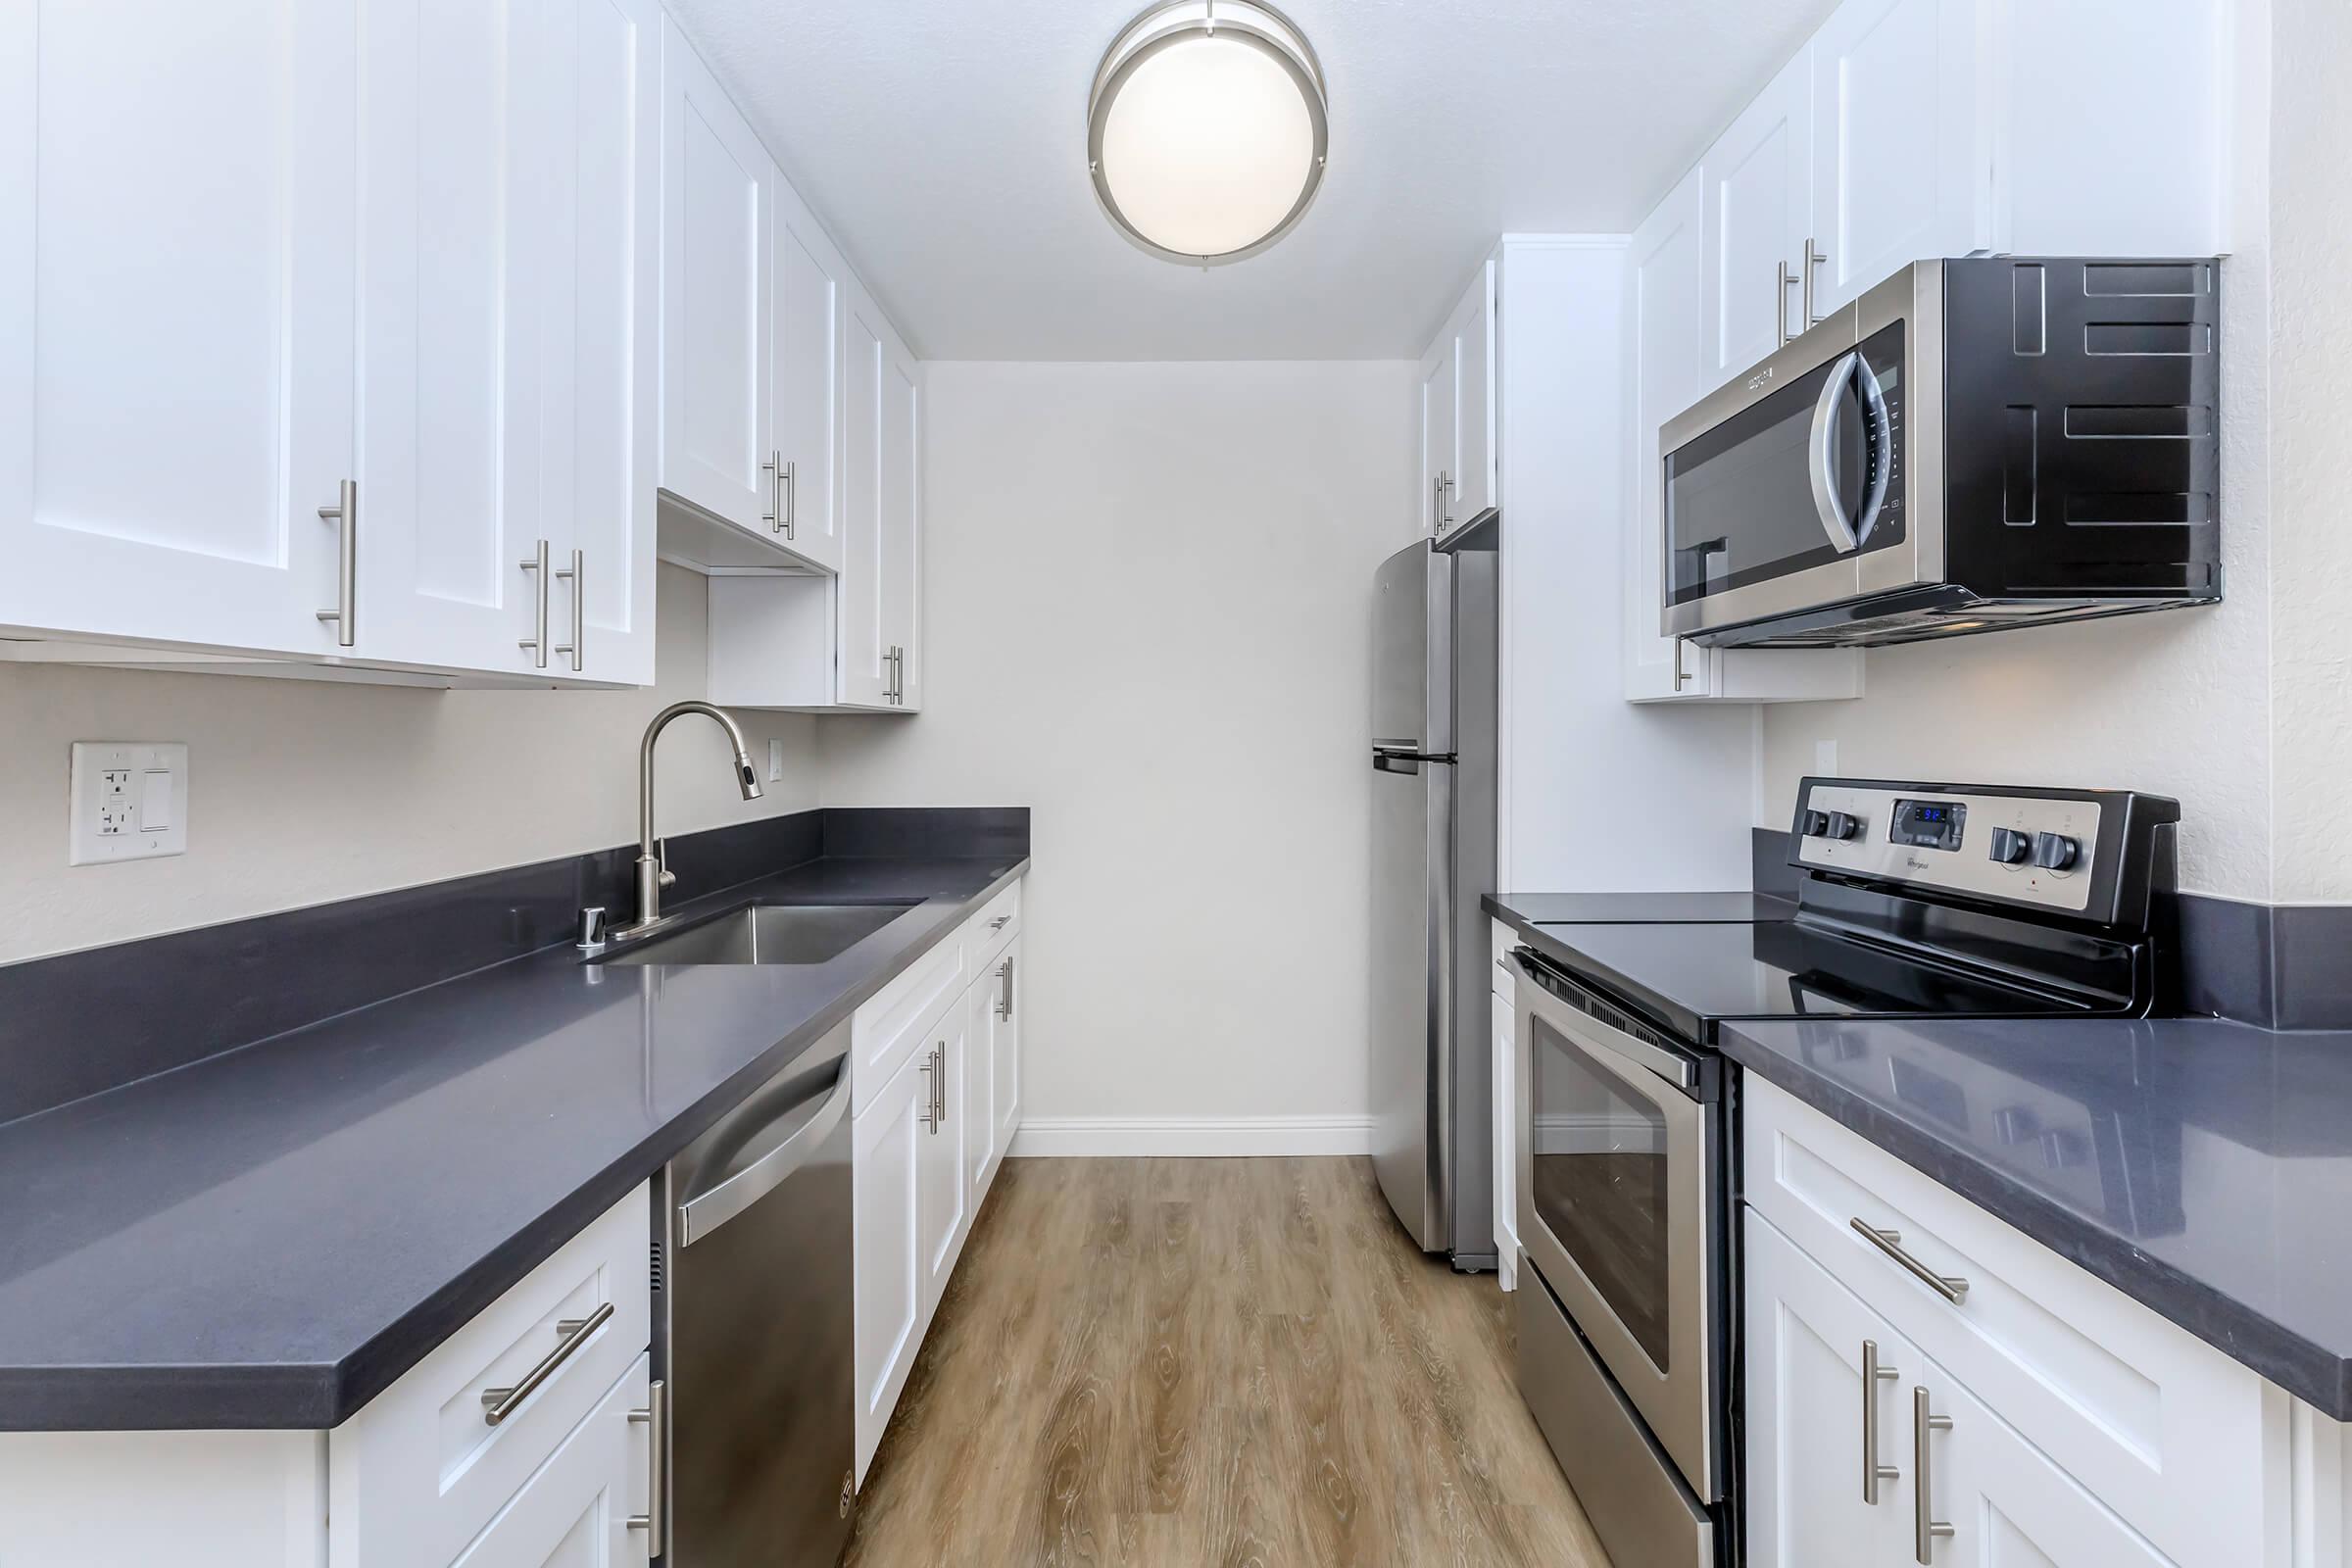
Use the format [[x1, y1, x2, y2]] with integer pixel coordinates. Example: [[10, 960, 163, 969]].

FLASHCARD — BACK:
[[1513, 949, 1721, 1502], [1659, 267, 1932, 639]]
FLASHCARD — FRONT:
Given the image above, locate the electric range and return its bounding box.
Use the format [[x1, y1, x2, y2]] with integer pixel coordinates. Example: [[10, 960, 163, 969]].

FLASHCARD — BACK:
[[1507, 777, 2181, 1568]]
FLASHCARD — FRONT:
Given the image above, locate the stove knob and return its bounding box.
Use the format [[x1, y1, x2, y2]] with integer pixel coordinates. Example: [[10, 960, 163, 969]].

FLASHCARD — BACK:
[[1988, 827, 2033, 865], [2033, 832, 2081, 871], [1824, 810, 1862, 842], [1800, 808, 1832, 838]]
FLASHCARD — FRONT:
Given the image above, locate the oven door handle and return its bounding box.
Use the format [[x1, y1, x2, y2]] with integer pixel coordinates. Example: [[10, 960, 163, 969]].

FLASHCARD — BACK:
[[1808, 351, 1863, 555], [1512, 950, 1697, 1093]]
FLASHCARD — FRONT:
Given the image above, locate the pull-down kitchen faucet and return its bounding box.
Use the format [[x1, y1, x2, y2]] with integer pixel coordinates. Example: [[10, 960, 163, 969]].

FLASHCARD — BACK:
[[609, 702, 762, 942]]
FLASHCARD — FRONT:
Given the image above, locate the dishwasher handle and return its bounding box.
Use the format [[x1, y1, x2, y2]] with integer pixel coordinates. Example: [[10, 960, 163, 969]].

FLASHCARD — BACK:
[[677, 1064, 852, 1247]]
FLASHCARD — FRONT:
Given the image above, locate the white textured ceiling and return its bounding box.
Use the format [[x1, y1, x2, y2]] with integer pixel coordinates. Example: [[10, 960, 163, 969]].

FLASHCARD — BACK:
[[665, 0, 1838, 360]]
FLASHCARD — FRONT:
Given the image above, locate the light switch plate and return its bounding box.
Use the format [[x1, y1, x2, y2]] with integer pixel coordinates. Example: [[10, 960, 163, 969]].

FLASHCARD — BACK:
[[70, 742, 188, 865]]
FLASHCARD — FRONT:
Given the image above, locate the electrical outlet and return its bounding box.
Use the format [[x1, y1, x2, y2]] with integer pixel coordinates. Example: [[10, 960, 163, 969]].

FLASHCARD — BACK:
[[768, 738, 784, 782], [70, 743, 188, 865]]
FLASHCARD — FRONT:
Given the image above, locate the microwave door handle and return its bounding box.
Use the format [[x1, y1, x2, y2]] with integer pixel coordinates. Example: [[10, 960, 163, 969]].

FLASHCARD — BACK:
[[1808, 351, 1862, 554]]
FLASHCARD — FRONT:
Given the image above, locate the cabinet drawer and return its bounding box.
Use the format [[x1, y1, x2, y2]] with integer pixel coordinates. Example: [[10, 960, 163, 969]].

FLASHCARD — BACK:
[[961, 878, 1021, 971], [1743, 1076, 2267, 1567], [851, 932, 966, 1115], [451, 1354, 652, 1567], [328, 1187, 651, 1564]]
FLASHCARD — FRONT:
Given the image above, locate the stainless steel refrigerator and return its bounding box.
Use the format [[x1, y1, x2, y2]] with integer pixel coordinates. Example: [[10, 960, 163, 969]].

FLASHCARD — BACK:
[[1368, 514, 1498, 1267]]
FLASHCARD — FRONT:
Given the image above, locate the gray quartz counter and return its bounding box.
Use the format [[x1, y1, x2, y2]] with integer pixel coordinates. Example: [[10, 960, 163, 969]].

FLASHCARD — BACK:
[[0, 854, 1025, 1431], [1723, 1014, 2352, 1419]]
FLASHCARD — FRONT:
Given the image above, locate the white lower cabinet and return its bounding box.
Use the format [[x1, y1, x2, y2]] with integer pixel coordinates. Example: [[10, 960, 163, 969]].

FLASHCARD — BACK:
[[445, 1355, 652, 1568], [851, 880, 1026, 1483]]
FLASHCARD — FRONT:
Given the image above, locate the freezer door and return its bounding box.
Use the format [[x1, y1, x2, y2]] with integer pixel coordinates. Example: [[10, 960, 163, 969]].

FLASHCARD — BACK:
[[1370, 750, 1451, 1251], [1372, 542, 1452, 755]]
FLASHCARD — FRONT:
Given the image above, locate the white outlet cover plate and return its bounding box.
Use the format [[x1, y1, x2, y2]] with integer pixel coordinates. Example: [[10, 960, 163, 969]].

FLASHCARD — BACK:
[[69, 742, 188, 865]]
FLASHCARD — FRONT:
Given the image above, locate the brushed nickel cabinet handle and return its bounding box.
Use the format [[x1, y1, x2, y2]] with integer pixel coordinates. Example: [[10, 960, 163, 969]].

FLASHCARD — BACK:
[[782, 459, 798, 539], [1672, 638, 1693, 690], [1913, 1386, 1954, 1562], [989, 914, 1012, 932], [1804, 236, 1829, 326], [1851, 1219, 1969, 1302], [317, 479, 358, 647], [1777, 260, 1798, 347], [997, 956, 1015, 1021], [1862, 1339, 1900, 1503], [517, 539, 551, 667], [554, 548, 583, 672], [761, 451, 781, 528], [933, 1043, 948, 1125], [626, 1377, 667, 1549], [921, 1046, 941, 1132], [481, 1300, 613, 1425]]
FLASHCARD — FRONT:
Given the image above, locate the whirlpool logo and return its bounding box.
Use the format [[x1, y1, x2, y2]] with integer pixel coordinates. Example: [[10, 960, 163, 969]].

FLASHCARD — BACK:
[[1745, 367, 1777, 392]]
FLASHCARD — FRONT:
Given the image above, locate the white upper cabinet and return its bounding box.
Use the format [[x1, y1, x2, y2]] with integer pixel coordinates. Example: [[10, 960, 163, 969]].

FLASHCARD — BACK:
[[880, 338, 923, 711], [1699, 50, 1812, 391], [837, 302, 891, 708], [1415, 261, 1494, 541], [773, 211, 843, 574], [1623, 169, 1714, 702], [658, 20, 776, 547], [0, 0, 358, 658], [1806, 0, 1984, 319]]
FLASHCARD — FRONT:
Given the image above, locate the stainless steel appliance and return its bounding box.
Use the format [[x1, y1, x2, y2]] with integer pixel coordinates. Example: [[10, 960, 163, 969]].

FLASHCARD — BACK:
[[660, 1020, 856, 1564], [1661, 257, 2223, 648], [1511, 777, 2182, 1568], [1369, 514, 1498, 1264]]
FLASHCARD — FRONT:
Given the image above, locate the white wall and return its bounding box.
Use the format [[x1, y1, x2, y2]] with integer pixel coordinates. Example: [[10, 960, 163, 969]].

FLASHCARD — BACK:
[[819, 361, 1417, 1147], [1757, 0, 2286, 903], [0, 565, 822, 963]]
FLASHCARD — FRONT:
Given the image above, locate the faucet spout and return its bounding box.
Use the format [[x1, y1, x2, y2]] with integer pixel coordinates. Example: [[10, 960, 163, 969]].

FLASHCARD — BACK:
[[610, 702, 764, 942]]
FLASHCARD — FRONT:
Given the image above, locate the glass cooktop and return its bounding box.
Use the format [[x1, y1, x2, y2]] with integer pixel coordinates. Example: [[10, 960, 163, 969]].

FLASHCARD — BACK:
[[1532, 917, 2106, 1043]]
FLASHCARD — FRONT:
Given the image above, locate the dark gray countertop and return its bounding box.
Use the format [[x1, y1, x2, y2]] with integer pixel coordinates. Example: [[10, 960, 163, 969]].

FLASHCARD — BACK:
[[1723, 1014, 2352, 1418], [0, 854, 1025, 1431]]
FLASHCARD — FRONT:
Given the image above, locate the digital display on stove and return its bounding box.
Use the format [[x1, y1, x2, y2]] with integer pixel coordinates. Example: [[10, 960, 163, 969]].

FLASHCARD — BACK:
[[1891, 798, 1967, 851]]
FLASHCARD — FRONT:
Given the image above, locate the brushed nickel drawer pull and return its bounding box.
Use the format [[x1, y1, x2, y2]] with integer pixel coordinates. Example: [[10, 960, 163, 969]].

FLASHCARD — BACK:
[[1913, 1386, 1954, 1562], [626, 1378, 667, 1548], [481, 1300, 613, 1425], [1851, 1218, 1969, 1302]]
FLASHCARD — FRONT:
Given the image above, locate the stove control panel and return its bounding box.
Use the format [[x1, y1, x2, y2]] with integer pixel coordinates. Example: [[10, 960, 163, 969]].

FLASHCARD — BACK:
[[1791, 780, 2111, 915]]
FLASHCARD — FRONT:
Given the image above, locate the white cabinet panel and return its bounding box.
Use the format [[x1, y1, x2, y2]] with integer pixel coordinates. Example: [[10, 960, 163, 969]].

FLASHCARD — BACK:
[[964, 962, 1001, 1198], [880, 338, 923, 710], [658, 18, 772, 535], [985, 935, 1023, 1185], [1492, 989, 1517, 1292], [1808, 0, 1984, 318], [837, 303, 890, 708], [1420, 260, 1495, 539], [916, 1003, 969, 1298], [1417, 334, 1457, 540], [1918, 1359, 2176, 1568], [853, 1046, 924, 1483], [1622, 166, 1714, 701], [774, 215, 841, 572], [542, 0, 661, 685], [1745, 1213, 1918, 1568], [0, 0, 356, 656], [1700, 50, 1812, 389], [446, 1356, 651, 1568]]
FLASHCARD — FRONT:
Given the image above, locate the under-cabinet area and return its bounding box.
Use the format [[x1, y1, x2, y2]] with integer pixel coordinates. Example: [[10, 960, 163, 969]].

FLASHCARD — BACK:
[[8, 0, 2352, 1562]]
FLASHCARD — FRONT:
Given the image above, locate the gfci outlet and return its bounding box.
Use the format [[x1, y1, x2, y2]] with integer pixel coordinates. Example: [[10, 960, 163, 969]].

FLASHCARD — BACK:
[[70, 742, 188, 865]]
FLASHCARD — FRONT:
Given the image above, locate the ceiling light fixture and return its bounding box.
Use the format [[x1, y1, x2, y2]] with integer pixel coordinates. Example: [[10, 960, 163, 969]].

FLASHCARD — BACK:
[[1087, 0, 1329, 266]]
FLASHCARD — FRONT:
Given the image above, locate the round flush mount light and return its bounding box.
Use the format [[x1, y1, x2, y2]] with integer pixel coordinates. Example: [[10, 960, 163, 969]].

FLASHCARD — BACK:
[[1087, 0, 1330, 266]]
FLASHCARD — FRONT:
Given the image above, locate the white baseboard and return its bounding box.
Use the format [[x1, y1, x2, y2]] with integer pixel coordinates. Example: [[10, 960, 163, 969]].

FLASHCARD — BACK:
[[1006, 1114, 1379, 1158]]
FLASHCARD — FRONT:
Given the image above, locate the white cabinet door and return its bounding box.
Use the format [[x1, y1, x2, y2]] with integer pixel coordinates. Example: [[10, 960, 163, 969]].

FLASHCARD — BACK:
[[1491, 990, 1517, 1292], [0, 0, 356, 656], [446, 1356, 651, 1568], [1700, 49, 1813, 389], [352, 0, 541, 676], [879, 338, 923, 710], [658, 19, 773, 536], [852, 1047, 924, 1482], [837, 301, 891, 709], [1808, 0, 1984, 319], [1745, 1213, 1918, 1568], [1446, 262, 1496, 526], [963, 965, 1000, 1200], [990, 937, 1023, 1173], [1416, 335, 1458, 540], [773, 211, 841, 573], [1916, 1361, 2177, 1568], [541, 0, 661, 686], [1621, 166, 1716, 702], [915, 1003, 969, 1303]]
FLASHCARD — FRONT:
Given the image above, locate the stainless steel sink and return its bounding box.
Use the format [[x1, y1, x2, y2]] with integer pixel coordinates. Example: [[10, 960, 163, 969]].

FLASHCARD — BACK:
[[597, 903, 918, 966]]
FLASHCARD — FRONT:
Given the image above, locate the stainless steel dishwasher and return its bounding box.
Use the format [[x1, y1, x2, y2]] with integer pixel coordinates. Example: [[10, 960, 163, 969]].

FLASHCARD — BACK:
[[657, 1019, 856, 1564]]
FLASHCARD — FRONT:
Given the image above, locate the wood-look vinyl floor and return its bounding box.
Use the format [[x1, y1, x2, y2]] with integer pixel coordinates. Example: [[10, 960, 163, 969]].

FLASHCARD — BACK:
[[842, 1156, 1613, 1568]]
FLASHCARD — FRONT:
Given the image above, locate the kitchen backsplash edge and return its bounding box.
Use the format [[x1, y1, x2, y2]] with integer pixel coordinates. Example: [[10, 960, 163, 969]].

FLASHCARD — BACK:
[[0, 807, 1031, 1126]]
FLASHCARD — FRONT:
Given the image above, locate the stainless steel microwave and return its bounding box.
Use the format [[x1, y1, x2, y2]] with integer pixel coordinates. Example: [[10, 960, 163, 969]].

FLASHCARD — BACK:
[[1659, 257, 2223, 648]]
